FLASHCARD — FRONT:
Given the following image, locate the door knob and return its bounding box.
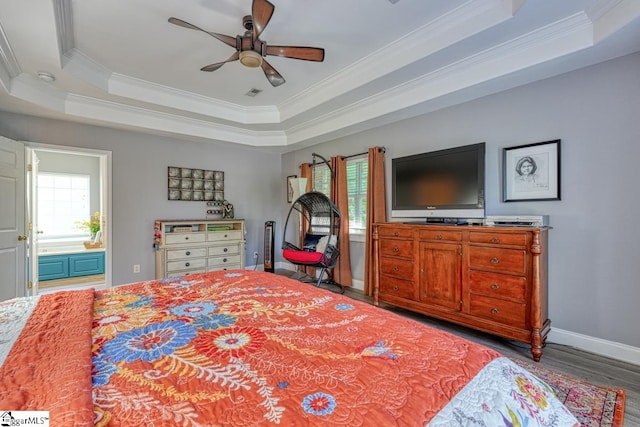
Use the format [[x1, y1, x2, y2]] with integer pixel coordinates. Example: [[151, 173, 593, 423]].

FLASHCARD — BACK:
[[18, 235, 28, 241]]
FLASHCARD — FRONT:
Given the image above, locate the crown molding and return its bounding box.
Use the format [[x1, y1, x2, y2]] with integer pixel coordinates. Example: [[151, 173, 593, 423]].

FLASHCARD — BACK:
[[592, 0, 640, 42], [52, 0, 74, 61], [108, 73, 280, 124], [10, 73, 67, 111], [0, 23, 21, 80], [277, 0, 525, 121], [285, 12, 594, 145], [64, 94, 287, 146]]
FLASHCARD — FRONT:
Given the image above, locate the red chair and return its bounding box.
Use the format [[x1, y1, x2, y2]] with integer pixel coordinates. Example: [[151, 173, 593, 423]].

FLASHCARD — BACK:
[[282, 191, 342, 292]]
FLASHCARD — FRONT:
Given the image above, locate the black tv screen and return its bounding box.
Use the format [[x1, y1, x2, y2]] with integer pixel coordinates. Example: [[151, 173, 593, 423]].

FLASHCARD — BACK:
[[391, 142, 485, 219]]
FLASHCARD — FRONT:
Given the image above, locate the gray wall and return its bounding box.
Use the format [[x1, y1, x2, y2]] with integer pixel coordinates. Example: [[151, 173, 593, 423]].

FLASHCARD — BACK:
[[0, 116, 283, 285], [282, 51, 640, 349]]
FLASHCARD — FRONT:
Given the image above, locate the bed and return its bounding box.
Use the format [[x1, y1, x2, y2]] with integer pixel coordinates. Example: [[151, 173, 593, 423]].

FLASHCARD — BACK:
[[0, 270, 578, 426]]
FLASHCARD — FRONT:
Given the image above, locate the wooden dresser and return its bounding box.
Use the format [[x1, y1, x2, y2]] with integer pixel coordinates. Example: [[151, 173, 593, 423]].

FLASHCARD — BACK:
[[372, 222, 550, 361], [155, 219, 245, 279]]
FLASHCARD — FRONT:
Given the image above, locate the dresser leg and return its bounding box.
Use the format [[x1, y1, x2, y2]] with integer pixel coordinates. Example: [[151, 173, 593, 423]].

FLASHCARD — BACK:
[[531, 329, 544, 362]]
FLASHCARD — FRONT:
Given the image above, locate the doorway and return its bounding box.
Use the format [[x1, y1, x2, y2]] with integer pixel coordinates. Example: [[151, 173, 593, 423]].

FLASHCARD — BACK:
[[26, 144, 111, 294]]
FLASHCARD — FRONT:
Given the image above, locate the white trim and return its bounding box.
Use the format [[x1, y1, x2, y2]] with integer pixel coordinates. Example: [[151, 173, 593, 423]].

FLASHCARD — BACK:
[[549, 327, 640, 366]]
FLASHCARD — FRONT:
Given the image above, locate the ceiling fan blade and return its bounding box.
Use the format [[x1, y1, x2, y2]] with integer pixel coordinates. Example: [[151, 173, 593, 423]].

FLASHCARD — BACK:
[[252, 0, 275, 40], [200, 52, 240, 72], [261, 59, 285, 87], [266, 46, 325, 62], [168, 17, 237, 49]]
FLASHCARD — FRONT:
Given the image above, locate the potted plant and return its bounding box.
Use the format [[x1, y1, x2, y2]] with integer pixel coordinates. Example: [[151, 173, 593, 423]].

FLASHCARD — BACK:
[[76, 212, 102, 248]]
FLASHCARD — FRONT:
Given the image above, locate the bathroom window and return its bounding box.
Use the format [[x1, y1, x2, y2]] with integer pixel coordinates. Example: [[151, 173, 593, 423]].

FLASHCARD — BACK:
[[37, 173, 91, 240]]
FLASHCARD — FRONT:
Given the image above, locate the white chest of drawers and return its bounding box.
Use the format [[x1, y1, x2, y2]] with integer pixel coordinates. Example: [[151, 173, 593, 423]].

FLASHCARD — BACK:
[[154, 219, 245, 279]]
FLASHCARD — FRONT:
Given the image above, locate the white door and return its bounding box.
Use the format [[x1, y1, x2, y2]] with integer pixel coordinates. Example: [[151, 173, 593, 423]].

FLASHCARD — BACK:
[[0, 136, 25, 301], [26, 148, 39, 295]]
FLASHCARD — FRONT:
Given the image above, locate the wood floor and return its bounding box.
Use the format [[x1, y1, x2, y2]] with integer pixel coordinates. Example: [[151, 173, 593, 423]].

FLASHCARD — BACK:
[[338, 287, 639, 425], [38, 274, 105, 289]]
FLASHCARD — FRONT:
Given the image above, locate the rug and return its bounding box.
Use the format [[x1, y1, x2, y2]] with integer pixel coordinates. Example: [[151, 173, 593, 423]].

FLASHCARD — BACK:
[[510, 357, 626, 427]]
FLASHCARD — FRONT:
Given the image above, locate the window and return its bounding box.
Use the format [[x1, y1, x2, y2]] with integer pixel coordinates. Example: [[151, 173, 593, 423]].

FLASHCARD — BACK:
[[312, 163, 331, 197], [346, 156, 368, 235], [38, 173, 91, 240], [311, 156, 368, 236]]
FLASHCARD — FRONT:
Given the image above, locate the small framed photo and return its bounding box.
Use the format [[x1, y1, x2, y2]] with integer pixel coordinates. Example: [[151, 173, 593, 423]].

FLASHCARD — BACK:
[[503, 139, 561, 202], [287, 175, 297, 203]]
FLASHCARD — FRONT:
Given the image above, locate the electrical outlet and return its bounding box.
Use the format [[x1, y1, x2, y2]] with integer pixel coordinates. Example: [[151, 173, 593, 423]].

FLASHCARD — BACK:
[[133, 264, 140, 273], [253, 251, 259, 259]]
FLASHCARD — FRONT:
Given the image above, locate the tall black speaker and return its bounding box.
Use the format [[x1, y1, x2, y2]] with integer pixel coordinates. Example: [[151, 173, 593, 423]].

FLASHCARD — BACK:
[[264, 221, 275, 272]]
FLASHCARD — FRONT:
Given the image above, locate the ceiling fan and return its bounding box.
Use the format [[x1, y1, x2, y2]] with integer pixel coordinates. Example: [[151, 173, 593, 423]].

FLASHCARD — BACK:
[[169, 0, 325, 87]]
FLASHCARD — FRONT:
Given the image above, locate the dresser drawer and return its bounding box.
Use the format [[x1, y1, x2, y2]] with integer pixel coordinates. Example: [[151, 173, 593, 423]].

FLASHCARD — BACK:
[[165, 233, 206, 245], [469, 247, 526, 275], [379, 275, 416, 300], [167, 258, 207, 272], [166, 247, 207, 260], [469, 232, 528, 246], [207, 230, 243, 242], [208, 255, 241, 267], [209, 264, 241, 272], [377, 227, 413, 239], [380, 257, 414, 278], [380, 239, 414, 258], [469, 295, 526, 329], [469, 271, 526, 300], [419, 229, 462, 242], [208, 244, 240, 257], [168, 268, 206, 277]]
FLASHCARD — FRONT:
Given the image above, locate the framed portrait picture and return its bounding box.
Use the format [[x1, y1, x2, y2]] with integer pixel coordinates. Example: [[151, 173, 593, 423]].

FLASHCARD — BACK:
[[287, 175, 297, 203], [503, 140, 561, 202]]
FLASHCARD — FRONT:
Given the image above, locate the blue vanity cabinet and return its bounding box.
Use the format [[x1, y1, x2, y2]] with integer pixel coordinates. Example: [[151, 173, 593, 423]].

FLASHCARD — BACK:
[[69, 252, 105, 277], [38, 251, 105, 281], [38, 255, 69, 281]]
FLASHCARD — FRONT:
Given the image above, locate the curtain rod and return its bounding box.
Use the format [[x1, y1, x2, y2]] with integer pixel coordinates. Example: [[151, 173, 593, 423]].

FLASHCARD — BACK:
[[312, 147, 386, 165], [344, 146, 386, 160]]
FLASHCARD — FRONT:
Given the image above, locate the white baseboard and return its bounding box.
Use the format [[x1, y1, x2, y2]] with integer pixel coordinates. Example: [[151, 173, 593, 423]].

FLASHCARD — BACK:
[[549, 327, 640, 366]]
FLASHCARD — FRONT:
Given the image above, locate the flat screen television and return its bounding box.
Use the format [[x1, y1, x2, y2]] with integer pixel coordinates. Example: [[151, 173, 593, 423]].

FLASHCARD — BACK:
[[391, 142, 485, 221]]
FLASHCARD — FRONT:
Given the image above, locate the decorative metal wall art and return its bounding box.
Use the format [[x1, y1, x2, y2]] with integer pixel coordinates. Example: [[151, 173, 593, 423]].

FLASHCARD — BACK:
[[168, 167, 224, 201]]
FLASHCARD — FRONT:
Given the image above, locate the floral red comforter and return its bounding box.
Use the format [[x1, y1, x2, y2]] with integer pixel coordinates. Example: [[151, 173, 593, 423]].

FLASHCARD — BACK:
[[1, 270, 578, 426]]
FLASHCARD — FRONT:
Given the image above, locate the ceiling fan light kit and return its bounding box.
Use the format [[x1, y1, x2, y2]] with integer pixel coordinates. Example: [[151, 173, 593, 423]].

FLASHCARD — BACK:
[[169, 0, 324, 87], [239, 50, 262, 68]]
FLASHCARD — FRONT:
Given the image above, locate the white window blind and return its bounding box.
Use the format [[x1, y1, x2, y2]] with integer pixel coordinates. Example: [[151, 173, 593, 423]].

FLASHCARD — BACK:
[[37, 172, 91, 240], [311, 156, 368, 235]]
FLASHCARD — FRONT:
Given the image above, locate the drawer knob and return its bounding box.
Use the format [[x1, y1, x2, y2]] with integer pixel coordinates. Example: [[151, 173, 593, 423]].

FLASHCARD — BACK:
[[224, 248, 228, 252], [491, 283, 499, 290], [223, 258, 227, 263], [224, 234, 228, 238], [436, 234, 443, 240], [185, 236, 189, 240], [186, 251, 191, 256], [393, 286, 399, 291], [185, 262, 190, 267], [393, 246, 399, 252], [490, 257, 499, 264], [491, 237, 500, 244], [393, 231, 399, 237], [491, 308, 499, 315], [393, 266, 399, 272]]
